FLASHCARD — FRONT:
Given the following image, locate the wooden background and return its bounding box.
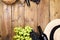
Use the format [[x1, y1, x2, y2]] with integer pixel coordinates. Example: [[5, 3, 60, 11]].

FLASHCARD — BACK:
[[0, 0, 60, 40]]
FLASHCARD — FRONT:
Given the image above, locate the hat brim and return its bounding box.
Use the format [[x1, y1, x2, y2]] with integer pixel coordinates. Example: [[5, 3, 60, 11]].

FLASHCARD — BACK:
[[44, 19, 60, 40]]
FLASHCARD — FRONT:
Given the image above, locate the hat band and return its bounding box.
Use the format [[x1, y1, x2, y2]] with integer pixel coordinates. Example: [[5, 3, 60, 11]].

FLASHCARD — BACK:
[[50, 25, 60, 40]]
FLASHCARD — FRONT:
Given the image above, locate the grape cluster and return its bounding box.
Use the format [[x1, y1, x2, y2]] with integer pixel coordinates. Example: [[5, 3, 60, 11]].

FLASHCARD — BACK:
[[13, 26, 32, 40]]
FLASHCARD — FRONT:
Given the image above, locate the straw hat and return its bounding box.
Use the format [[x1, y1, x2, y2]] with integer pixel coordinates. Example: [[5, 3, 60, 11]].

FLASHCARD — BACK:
[[44, 19, 60, 40]]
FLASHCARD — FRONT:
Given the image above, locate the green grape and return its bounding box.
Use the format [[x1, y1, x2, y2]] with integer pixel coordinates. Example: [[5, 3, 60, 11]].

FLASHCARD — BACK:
[[18, 27, 23, 32], [22, 29, 25, 32], [25, 26, 32, 33], [16, 35, 20, 39], [13, 35, 20, 39], [16, 39, 20, 40], [13, 26, 32, 40], [25, 37, 32, 40], [14, 27, 23, 32], [13, 36, 17, 39], [23, 33, 30, 36], [19, 32, 23, 35], [23, 29, 27, 33], [20, 36, 24, 39], [29, 38, 32, 40], [14, 27, 19, 33]]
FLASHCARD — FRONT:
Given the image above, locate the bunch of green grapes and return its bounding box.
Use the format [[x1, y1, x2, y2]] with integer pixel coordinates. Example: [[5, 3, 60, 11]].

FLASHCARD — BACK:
[[13, 26, 32, 40]]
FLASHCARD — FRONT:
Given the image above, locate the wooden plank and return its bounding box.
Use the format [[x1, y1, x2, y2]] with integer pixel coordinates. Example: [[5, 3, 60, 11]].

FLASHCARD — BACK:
[[18, 3, 25, 27], [50, 0, 60, 20], [11, 3, 18, 27], [6, 5, 12, 40], [0, 19, 2, 40], [1, 4, 8, 40], [11, 2, 25, 40], [1, 3, 12, 40], [0, 0, 3, 40], [11, 3, 19, 40], [25, 2, 38, 32], [37, 0, 50, 31], [0, 17, 1, 40]]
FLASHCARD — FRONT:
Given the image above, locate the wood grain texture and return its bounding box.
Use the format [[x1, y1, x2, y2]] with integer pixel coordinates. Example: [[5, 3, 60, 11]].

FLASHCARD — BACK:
[[1, 4, 8, 40], [6, 5, 12, 40], [25, 2, 38, 32], [37, 0, 50, 30], [11, 3, 18, 27], [1, 3, 12, 40], [0, 0, 3, 40], [50, 0, 60, 20], [18, 3, 25, 27], [11, 3, 19, 40], [11, 2, 25, 40], [0, 17, 1, 40], [1, 0, 60, 39]]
